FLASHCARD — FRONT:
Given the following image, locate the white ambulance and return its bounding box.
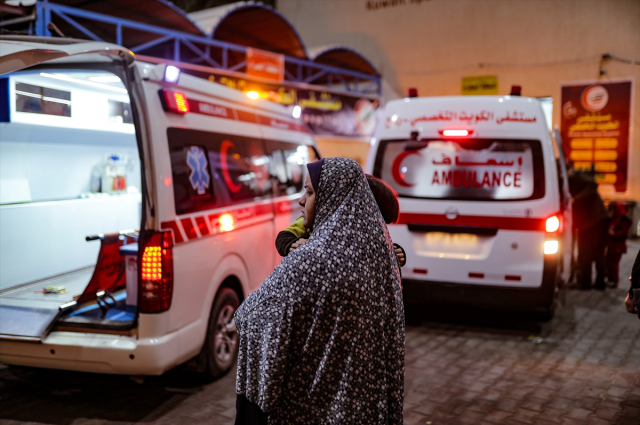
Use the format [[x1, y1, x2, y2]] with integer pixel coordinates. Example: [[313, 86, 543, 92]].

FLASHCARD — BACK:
[[0, 36, 318, 376], [366, 94, 572, 319]]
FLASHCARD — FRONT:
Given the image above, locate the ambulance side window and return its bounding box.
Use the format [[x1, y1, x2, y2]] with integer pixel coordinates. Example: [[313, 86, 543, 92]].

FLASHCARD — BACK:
[[265, 140, 309, 196], [168, 128, 271, 215], [170, 144, 216, 215]]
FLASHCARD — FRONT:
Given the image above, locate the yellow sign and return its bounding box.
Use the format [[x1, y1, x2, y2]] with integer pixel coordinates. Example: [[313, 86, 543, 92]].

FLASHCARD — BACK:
[[461, 75, 498, 95]]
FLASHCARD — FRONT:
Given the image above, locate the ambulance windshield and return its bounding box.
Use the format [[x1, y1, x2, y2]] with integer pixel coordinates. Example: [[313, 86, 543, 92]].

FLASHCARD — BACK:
[[375, 138, 545, 201]]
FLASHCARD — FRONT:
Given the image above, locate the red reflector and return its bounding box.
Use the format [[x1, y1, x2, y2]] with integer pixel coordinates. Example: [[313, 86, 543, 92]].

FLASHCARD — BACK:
[[162, 90, 189, 114], [440, 129, 473, 137], [139, 230, 174, 313], [469, 272, 485, 279], [505, 275, 522, 281], [413, 268, 428, 275]]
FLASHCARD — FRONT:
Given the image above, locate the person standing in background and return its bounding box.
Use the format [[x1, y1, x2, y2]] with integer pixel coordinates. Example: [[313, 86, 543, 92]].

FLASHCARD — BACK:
[[606, 202, 632, 288], [567, 164, 609, 290], [624, 249, 640, 317]]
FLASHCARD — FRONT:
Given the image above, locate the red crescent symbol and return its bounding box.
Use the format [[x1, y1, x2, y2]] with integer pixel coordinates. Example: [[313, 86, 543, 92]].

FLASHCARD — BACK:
[[220, 140, 242, 193], [391, 151, 420, 187]]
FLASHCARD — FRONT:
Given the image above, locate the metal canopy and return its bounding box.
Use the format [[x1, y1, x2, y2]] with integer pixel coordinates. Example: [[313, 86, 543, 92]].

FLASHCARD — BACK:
[[192, 2, 308, 59], [1, 0, 380, 95], [50, 0, 204, 37], [310, 45, 379, 84]]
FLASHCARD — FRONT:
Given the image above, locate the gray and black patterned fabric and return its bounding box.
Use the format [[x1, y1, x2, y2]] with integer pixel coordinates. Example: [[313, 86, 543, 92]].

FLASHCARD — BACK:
[[234, 157, 405, 424]]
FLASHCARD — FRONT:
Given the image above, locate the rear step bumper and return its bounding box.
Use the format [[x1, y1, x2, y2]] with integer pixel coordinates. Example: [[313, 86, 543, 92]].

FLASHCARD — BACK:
[[403, 256, 558, 312], [0, 322, 193, 375]]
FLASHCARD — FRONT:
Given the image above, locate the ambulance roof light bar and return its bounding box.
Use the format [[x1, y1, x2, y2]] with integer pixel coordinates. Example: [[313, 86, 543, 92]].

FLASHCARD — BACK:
[[439, 129, 474, 137], [407, 87, 418, 98]]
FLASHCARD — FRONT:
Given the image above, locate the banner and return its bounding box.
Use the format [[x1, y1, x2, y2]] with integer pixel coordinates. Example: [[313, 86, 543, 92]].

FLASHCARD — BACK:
[[246, 48, 284, 82], [560, 81, 632, 193], [183, 69, 380, 137]]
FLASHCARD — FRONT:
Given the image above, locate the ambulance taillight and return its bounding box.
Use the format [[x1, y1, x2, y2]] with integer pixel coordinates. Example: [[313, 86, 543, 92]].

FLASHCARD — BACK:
[[139, 230, 174, 313], [545, 215, 561, 233], [544, 214, 562, 255], [160, 89, 190, 114]]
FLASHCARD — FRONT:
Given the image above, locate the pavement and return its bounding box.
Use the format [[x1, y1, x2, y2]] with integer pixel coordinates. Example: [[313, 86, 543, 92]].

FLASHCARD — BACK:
[[1, 241, 639, 425]]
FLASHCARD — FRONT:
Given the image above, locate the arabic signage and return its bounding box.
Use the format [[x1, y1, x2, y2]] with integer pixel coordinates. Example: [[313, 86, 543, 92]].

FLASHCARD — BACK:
[[365, 0, 430, 11], [461, 75, 499, 96], [560, 80, 632, 192], [381, 141, 534, 200], [183, 68, 379, 137], [385, 109, 537, 129], [246, 48, 284, 82]]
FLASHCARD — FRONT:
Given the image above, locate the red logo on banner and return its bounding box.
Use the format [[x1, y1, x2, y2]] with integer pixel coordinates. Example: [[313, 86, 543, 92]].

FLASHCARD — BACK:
[[246, 48, 284, 82]]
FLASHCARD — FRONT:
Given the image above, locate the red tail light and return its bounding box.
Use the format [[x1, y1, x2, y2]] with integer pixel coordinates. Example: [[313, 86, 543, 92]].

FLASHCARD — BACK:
[[161, 89, 190, 114], [139, 230, 174, 313], [545, 214, 561, 233]]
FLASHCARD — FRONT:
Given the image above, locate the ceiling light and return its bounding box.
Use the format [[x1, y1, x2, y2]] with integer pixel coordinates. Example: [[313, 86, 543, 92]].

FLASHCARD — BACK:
[[40, 73, 127, 93]]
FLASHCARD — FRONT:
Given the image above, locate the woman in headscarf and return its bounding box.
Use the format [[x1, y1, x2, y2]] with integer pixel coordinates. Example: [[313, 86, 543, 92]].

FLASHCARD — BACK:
[[234, 157, 405, 424]]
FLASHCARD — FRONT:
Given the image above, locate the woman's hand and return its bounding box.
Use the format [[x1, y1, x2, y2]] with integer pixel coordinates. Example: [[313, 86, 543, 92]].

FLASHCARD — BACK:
[[289, 238, 308, 252], [394, 247, 406, 266], [625, 293, 637, 314]]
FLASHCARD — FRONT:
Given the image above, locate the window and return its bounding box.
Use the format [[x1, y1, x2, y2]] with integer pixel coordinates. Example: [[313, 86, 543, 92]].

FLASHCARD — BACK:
[[266, 141, 310, 196], [108, 100, 133, 124], [374, 138, 545, 201], [168, 128, 271, 215], [15, 83, 71, 117]]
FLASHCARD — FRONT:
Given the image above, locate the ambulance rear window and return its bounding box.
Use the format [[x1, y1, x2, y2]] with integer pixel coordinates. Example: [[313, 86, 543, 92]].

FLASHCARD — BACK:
[[373, 138, 545, 201]]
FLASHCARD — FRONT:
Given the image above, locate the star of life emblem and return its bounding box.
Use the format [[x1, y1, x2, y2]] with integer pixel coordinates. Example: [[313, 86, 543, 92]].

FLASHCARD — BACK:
[[186, 146, 210, 195]]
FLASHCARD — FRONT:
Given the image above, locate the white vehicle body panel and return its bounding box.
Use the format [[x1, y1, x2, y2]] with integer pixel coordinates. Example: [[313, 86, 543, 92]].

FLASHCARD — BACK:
[[366, 96, 570, 304], [0, 38, 317, 374]]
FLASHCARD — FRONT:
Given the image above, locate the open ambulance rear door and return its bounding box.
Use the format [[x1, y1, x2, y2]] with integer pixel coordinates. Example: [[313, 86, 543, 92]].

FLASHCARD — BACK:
[[0, 37, 141, 343]]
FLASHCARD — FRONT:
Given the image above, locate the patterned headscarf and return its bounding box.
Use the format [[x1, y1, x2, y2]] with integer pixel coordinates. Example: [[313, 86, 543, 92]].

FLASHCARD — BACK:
[[235, 157, 405, 424]]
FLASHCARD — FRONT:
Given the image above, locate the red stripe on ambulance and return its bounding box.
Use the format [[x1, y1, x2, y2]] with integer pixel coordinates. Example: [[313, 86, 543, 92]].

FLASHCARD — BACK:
[[180, 218, 198, 240], [161, 220, 185, 244], [397, 213, 546, 232]]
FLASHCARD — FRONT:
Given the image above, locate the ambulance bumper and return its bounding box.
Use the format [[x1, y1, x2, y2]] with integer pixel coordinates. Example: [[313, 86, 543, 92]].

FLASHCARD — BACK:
[[0, 329, 185, 375], [402, 255, 558, 312]]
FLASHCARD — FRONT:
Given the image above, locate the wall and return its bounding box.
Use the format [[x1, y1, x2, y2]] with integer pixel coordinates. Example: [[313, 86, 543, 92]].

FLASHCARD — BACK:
[[278, 0, 640, 208]]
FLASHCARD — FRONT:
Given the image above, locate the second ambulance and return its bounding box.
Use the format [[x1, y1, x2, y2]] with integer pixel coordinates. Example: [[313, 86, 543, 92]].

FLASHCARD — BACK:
[[366, 93, 572, 319]]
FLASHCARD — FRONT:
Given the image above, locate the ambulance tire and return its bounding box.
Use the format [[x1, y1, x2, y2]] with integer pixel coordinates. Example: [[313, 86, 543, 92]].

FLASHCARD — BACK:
[[202, 287, 240, 379]]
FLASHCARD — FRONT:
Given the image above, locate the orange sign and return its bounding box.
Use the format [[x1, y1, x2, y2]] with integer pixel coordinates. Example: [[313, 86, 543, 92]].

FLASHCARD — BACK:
[[560, 81, 632, 193], [246, 48, 284, 82]]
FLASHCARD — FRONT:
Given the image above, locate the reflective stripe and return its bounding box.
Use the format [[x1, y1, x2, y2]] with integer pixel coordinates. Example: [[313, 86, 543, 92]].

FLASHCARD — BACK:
[[397, 213, 546, 232]]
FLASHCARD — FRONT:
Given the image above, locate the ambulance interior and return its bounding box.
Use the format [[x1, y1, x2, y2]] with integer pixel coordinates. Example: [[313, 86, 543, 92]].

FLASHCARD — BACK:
[[0, 67, 142, 340]]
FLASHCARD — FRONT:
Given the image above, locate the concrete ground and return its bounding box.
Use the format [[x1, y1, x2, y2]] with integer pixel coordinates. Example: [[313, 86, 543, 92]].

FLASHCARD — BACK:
[[1, 242, 639, 425]]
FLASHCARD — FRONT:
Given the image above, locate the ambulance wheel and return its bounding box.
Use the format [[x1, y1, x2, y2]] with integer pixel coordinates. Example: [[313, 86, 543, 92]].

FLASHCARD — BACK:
[[202, 287, 240, 379]]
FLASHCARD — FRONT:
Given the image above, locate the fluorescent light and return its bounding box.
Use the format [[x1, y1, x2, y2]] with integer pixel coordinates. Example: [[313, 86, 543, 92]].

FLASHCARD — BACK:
[[40, 73, 127, 93], [89, 76, 121, 83], [544, 240, 559, 255], [14, 90, 41, 99], [16, 90, 70, 104], [292, 105, 301, 119], [164, 65, 180, 83]]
